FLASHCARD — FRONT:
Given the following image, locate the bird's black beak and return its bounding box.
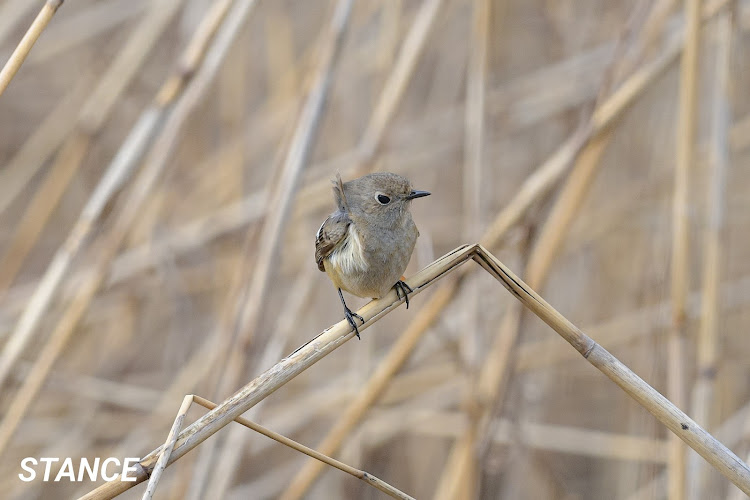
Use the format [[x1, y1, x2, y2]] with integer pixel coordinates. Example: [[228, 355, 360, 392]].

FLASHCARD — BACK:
[[406, 190, 431, 200]]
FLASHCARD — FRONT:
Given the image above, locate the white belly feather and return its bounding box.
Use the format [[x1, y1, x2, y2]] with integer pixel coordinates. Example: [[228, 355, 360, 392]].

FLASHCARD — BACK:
[[328, 225, 367, 276]]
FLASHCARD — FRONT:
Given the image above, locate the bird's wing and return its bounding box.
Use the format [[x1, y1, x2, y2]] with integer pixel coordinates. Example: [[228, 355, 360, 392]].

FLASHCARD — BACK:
[[315, 212, 351, 272]]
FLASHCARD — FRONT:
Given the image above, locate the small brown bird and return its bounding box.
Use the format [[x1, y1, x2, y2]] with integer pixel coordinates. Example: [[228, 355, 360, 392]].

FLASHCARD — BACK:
[[315, 172, 430, 338]]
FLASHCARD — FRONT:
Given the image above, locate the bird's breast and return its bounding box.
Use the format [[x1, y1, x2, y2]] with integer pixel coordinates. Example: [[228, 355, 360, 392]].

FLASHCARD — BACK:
[[324, 219, 418, 299], [327, 224, 368, 276]]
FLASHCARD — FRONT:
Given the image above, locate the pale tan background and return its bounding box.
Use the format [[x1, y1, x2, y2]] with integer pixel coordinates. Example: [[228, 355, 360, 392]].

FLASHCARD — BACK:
[[0, 0, 749, 499]]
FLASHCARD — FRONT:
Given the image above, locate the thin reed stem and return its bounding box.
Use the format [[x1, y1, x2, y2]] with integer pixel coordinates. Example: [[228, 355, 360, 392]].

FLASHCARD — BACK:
[[668, 0, 703, 497], [78, 245, 750, 499], [0, 0, 64, 97]]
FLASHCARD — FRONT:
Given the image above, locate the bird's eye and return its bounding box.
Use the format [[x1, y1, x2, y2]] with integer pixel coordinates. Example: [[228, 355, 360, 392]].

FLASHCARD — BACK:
[[376, 194, 391, 205]]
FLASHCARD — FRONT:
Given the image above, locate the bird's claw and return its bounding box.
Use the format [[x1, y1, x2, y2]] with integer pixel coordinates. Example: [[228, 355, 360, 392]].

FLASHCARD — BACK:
[[344, 306, 365, 340], [394, 280, 414, 309]]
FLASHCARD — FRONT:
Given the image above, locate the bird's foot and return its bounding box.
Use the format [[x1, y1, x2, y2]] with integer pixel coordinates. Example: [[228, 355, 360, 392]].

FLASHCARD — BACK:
[[394, 280, 414, 309], [344, 306, 365, 340]]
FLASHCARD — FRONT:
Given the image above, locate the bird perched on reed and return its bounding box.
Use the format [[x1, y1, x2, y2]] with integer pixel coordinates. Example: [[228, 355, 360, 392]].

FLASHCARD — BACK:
[[315, 172, 430, 338]]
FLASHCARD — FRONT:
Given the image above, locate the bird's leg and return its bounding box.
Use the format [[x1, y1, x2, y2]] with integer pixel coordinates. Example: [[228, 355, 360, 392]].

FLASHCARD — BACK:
[[338, 288, 364, 339], [394, 278, 413, 309]]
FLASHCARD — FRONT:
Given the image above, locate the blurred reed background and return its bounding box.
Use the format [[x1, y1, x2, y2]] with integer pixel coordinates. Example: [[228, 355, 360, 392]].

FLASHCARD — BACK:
[[0, 0, 749, 498]]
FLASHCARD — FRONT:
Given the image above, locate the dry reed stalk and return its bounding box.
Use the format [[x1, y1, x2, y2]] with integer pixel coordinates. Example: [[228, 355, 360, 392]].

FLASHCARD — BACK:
[[433, 135, 611, 499], [78, 244, 477, 500], [0, 0, 37, 46], [729, 433, 750, 499], [358, 0, 443, 161], [183, 171, 283, 498], [202, 272, 315, 497], [75, 35, 624, 278], [5, 1, 744, 496], [141, 394, 193, 500], [198, 365, 460, 487], [79, 245, 750, 499], [115, 7, 281, 487], [190, 396, 416, 500], [516, 271, 750, 373], [39, 358, 138, 468], [482, 23, 681, 247], [668, 0, 703, 497], [595, 0, 655, 99], [275, 281, 461, 498], [77, 207, 252, 494], [25, 0, 149, 65], [469, 245, 750, 495], [406, 3, 685, 494], [366, 409, 670, 463], [433, 428, 476, 500], [280, 28, 697, 494], [0, 76, 91, 216], [87, 321, 241, 498], [623, 0, 679, 65], [312, 39, 604, 164], [225, 463, 301, 499], [0, 0, 181, 218], [588, 0, 737, 127], [267, 389, 750, 500], [107, 191, 268, 285], [0, 0, 185, 296], [0, 0, 63, 97], [264, 5, 299, 112], [166, 104, 300, 491], [342, 302, 373, 474], [215, 26, 247, 208], [0, 32, 606, 303], [687, 9, 732, 499], [0, 0, 258, 456], [378, 363, 461, 405], [40, 372, 160, 413], [0, 0, 732, 286], [191, 0, 444, 492], [500, 421, 667, 463], [502, 0, 657, 284], [103, 100, 295, 283], [0, 51, 610, 303], [131, 17, 423, 207], [304, 40, 610, 188], [77, 0, 182, 131], [375, 0, 402, 69], [0, 0, 188, 391], [436, 305, 520, 500], [0, 0, 219, 385], [459, 0, 490, 380], [523, 132, 612, 289], [244, 363, 461, 458], [461, 43, 636, 485], [527, 0, 675, 252], [628, 399, 750, 499], [445, 303, 522, 499], [0, 132, 90, 295], [282, 0, 443, 211], [184, 2, 353, 496]]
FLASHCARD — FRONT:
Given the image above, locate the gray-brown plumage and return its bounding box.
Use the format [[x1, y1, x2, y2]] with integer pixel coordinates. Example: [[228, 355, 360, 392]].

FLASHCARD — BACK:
[[315, 172, 430, 338]]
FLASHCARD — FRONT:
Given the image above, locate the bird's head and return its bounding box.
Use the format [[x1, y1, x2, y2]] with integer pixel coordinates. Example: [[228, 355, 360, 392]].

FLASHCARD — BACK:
[[337, 172, 430, 228]]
